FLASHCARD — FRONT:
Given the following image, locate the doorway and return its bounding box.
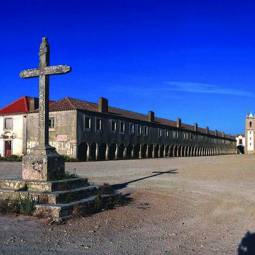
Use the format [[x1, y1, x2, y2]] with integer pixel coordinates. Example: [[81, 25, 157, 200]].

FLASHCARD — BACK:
[[4, 141, 12, 157]]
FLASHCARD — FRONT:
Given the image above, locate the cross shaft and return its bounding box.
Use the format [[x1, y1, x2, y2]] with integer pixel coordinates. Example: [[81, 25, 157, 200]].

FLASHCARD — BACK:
[[20, 37, 71, 147]]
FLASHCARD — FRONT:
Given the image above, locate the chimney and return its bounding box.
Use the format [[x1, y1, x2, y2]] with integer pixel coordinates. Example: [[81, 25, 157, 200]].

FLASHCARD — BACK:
[[194, 123, 198, 132], [176, 118, 182, 128], [176, 118, 181, 128], [98, 97, 108, 113], [28, 97, 39, 112], [148, 111, 155, 122]]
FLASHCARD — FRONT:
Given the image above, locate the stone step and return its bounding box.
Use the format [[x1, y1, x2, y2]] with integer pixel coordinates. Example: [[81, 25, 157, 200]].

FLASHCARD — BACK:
[[34, 193, 118, 221], [0, 178, 89, 192], [27, 178, 89, 192], [0, 185, 99, 205], [0, 178, 119, 221], [0, 179, 26, 191], [0, 189, 28, 201], [44, 185, 99, 204]]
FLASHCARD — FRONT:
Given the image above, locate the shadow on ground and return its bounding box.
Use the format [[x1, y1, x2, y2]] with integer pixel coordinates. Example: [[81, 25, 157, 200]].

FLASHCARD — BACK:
[[238, 231, 255, 255], [111, 169, 178, 190]]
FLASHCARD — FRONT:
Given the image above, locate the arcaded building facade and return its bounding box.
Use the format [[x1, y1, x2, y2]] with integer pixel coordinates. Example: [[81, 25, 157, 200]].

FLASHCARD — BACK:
[[0, 96, 236, 160], [29, 97, 237, 160]]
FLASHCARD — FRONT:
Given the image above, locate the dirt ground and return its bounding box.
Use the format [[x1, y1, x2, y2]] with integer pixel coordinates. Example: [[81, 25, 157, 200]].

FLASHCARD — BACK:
[[0, 155, 255, 254]]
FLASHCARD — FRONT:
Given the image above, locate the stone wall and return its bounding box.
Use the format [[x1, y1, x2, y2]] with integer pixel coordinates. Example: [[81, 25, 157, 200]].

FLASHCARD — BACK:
[[26, 110, 77, 158], [18, 109, 236, 161]]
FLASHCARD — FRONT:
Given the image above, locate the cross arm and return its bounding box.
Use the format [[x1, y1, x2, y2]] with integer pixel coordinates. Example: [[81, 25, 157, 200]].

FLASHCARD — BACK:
[[43, 65, 71, 75], [19, 65, 71, 79], [19, 68, 40, 78]]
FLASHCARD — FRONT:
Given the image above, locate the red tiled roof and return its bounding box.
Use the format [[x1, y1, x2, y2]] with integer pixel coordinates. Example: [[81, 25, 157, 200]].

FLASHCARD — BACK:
[[48, 97, 177, 126], [47, 97, 235, 140], [49, 97, 98, 112], [0, 96, 30, 115], [1, 96, 234, 140]]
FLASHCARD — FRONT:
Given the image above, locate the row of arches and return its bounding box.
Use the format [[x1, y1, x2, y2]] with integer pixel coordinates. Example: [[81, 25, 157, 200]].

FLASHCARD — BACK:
[[77, 143, 235, 161]]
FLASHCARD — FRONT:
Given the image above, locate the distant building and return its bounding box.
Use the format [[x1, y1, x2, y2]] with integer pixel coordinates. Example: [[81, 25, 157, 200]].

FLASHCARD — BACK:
[[0, 96, 236, 160], [245, 113, 255, 154], [236, 134, 245, 154]]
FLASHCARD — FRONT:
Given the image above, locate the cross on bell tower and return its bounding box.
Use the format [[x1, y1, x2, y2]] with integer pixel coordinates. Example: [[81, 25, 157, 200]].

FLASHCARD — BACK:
[[20, 37, 71, 181]]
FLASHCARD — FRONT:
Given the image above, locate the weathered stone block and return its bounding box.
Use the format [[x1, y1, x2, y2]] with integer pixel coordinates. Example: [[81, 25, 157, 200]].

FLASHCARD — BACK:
[[22, 146, 65, 181], [0, 179, 26, 190]]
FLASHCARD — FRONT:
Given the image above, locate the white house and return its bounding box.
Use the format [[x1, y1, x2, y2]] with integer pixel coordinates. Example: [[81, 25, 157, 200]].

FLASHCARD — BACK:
[[0, 96, 38, 157], [236, 134, 245, 154]]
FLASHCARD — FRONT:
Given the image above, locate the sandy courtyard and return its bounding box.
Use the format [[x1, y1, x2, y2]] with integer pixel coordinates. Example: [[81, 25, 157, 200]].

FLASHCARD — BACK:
[[0, 154, 254, 254]]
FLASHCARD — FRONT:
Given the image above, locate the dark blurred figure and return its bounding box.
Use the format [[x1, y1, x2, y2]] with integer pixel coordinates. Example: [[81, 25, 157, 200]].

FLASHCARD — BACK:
[[238, 232, 255, 255]]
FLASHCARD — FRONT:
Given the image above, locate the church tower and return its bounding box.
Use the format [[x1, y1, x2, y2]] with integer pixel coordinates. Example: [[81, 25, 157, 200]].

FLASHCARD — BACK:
[[245, 113, 255, 154]]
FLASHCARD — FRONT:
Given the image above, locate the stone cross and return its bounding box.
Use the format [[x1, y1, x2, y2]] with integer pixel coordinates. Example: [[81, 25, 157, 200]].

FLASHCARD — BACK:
[[20, 37, 71, 181], [20, 37, 71, 148]]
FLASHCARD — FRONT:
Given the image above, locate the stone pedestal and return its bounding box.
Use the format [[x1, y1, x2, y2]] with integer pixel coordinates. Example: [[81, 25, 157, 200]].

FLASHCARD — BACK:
[[0, 177, 119, 221], [22, 145, 65, 181]]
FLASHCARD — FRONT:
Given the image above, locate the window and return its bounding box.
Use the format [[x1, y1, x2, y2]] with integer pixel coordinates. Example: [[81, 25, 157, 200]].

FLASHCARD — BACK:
[[130, 123, 135, 134], [239, 139, 242, 145], [166, 130, 169, 137], [49, 117, 55, 129], [111, 120, 117, 132], [84, 116, 91, 130], [144, 126, 149, 136], [4, 118, 13, 130], [138, 125, 142, 135], [96, 118, 102, 131], [250, 121, 253, 128], [159, 129, 162, 137], [120, 121, 125, 133]]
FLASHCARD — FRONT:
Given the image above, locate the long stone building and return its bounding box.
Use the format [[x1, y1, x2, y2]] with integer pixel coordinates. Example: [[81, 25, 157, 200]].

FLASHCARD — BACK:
[[0, 96, 236, 160]]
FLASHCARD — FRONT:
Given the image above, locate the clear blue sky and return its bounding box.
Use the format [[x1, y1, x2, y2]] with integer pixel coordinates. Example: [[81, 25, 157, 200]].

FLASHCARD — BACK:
[[1, 0, 255, 135]]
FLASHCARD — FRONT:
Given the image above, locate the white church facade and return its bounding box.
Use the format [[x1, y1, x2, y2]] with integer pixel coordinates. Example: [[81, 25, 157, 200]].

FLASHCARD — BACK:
[[245, 113, 255, 154]]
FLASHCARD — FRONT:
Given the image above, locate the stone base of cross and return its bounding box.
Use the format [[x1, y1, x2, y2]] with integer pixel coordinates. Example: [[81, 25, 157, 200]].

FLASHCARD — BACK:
[[22, 146, 65, 181], [20, 37, 71, 181]]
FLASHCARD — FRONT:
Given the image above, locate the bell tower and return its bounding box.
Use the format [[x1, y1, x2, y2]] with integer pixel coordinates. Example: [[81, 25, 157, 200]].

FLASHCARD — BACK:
[[245, 113, 255, 154]]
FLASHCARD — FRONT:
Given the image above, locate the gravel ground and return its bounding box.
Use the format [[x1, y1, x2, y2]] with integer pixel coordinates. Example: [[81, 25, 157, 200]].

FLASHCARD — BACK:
[[0, 155, 255, 254]]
